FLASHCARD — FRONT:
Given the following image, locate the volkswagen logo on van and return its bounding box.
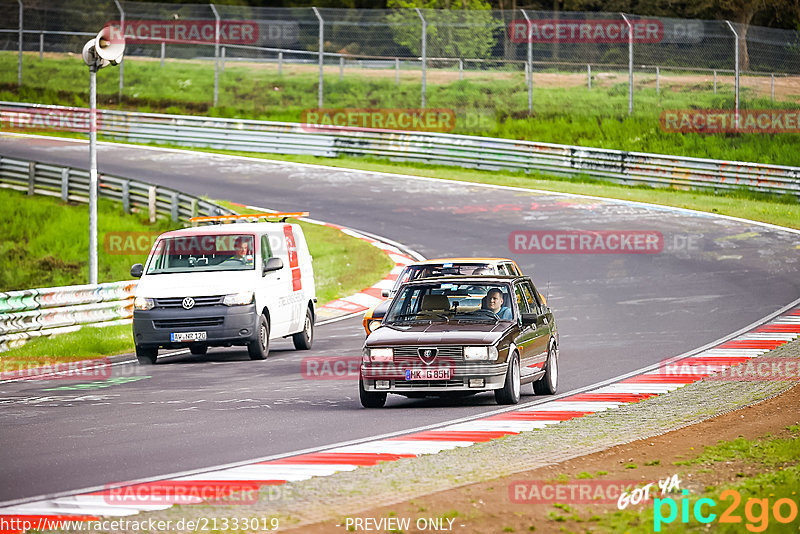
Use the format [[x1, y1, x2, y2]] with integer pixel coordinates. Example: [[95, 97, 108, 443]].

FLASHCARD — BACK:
[[182, 297, 195, 310]]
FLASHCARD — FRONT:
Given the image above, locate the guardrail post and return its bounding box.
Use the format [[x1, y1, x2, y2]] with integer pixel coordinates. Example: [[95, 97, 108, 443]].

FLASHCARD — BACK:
[[39, 32, 43, 61], [278, 51, 283, 76], [170, 192, 179, 222], [122, 180, 130, 213], [725, 20, 740, 130], [458, 58, 463, 81], [621, 13, 633, 115], [17, 0, 23, 87], [148, 186, 157, 223], [210, 4, 221, 108], [587, 64, 591, 90], [27, 161, 35, 195], [415, 8, 427, 109], [312, 7, 324, 108], [520, 9, 533, 115], [160, 42, 165, 67], [191, 198, 198, 218], [114, 0, 124, 101], [339, 55, 344, 81], [61, 168, 69, 202]]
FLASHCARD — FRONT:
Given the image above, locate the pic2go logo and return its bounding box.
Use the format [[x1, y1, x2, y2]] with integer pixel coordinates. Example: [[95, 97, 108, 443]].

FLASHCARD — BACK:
[[654, 489, 799, 532]]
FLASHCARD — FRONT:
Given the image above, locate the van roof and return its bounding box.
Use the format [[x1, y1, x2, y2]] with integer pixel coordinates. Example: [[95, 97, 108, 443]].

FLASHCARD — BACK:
[[157, 222, 294, 239]]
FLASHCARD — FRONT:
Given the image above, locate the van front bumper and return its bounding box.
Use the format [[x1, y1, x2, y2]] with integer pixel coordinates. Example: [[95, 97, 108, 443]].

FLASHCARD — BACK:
[[132, 304, 257, 349]]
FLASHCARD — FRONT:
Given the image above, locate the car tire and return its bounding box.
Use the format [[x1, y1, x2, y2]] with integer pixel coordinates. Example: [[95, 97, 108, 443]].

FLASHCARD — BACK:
[[495, 352, 521, 405], [359, 376, 387, 408], [292, 307, 314, 350], [533, 341, 558, 395], [247, 314, 270, 360], [135, 345, 158, 365], [189, 345, 208, 356]]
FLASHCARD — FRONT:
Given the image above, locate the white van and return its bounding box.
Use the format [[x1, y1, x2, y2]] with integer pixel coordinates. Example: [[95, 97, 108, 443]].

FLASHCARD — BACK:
[[130, 218, 316, 365]]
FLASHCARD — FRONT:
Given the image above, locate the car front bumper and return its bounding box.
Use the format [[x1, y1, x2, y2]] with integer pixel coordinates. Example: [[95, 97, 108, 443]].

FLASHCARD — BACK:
[[360, 361, 508, 393]]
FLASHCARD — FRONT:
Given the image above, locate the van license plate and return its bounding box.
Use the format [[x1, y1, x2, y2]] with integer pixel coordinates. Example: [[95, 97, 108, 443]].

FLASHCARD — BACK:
[[404, 368, 451, 381], [171, 332, 207, 342]]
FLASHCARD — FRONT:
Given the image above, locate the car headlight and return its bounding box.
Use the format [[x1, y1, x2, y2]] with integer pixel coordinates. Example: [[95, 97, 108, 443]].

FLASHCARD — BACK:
[[464, 346, 499, 361], [223, 291, 254, 306], [367, 320, 383, 333], [368, 348, 393, 362], [134, 297, 154, 311]]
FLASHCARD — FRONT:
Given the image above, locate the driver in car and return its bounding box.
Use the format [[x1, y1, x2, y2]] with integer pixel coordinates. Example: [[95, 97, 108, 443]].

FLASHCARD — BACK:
[[486, 288, 513, 320]]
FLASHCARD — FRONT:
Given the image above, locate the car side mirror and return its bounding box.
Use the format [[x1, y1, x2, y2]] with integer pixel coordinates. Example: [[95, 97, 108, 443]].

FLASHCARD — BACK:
[[263, 257, 283, 276], [130, 263, 144, 278], [521, 313, 537, 326]]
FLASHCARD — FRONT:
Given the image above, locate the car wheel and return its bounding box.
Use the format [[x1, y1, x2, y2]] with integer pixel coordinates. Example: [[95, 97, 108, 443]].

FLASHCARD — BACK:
[[189, 345, 208, 355], [495, 352, 521, 405], [135, 345, 158, 365], [359, 376, 387, 408], [247, 314, 270, 360], [292, 307, 314, 350], [533, 341, 558, 395]]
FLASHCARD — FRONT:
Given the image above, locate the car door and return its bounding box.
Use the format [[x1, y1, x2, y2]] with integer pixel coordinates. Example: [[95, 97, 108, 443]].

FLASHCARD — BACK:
[[522, 281, 550, 369], [512, 283, 538, 378]]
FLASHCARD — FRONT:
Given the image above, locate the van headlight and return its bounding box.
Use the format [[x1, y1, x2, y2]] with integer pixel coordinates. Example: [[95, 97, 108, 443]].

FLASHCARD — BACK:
[[223, 291, 255, 306], [134, 297, 155, 311], [464, 346, 499, 361]]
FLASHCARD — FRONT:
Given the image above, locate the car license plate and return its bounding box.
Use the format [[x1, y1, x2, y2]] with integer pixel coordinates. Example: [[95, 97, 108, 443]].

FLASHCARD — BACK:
[[405, 368, 451, 381], [171, 331, 207, 342]]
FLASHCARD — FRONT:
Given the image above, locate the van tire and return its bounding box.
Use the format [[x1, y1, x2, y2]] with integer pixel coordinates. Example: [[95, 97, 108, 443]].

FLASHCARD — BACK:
[[248, 314, 270, 360], [136, 346, 158, 365], [292, 307, 314, 350]]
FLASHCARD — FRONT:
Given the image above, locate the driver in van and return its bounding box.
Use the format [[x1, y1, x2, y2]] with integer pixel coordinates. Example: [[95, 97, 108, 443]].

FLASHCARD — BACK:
[[224, 236, 253, 265]]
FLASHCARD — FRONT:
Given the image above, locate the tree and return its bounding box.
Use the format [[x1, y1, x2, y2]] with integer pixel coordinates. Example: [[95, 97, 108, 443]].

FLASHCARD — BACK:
[[386, 0, 498, 59]]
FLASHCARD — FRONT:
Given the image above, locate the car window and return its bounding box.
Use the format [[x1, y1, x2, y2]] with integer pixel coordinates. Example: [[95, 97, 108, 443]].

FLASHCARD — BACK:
[[146, 234, 255, 274], [515, 284, 530, 314], [520, 283, 539, 313], [385, 282, 514, 323]]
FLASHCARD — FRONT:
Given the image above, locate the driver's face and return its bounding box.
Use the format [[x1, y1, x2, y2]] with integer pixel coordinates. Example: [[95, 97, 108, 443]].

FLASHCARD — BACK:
[[487, 292, 503, 311], [235, 240, 249, 256]]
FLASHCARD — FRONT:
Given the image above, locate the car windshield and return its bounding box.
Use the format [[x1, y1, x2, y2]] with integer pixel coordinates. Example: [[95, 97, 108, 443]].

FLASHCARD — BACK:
[[145, 234, 255, 274], [392, 263, 495, 291], [384, 282, 514, 323]]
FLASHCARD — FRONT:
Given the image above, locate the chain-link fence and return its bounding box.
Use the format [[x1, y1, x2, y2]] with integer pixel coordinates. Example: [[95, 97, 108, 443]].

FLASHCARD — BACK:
[[2, 1, 799, 134]]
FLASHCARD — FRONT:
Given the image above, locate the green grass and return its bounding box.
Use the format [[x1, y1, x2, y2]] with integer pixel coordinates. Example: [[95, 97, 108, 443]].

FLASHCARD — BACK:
[[3, 52, 800, 166], [1, 193, 392, 367]]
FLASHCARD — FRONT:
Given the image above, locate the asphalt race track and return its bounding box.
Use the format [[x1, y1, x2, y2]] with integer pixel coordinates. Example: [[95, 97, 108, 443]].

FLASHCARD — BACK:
[[1, 135, 798, 504]]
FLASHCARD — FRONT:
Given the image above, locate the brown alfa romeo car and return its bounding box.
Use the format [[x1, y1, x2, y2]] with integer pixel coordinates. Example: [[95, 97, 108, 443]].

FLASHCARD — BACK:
[[359, 275, 558, 408]]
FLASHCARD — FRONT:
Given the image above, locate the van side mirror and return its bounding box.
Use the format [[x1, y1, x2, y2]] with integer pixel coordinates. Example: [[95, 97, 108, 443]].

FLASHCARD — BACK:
[[263, 257, 283, 276], [130, 263, 144, 278], [381, 289, 391, 298]]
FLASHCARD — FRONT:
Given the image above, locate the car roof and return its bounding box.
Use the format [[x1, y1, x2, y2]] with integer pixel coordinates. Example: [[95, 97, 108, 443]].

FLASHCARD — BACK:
[[401, 275, 526, 285], [156, 222, 291, 239], [409, 258, 516, 265]]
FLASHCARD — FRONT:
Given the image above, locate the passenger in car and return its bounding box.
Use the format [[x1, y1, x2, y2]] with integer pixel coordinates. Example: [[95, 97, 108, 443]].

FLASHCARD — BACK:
[[485, 288, 513, 320]]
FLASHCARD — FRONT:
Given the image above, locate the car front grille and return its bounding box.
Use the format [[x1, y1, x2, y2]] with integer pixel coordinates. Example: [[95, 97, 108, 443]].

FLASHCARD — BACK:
[[153, 317, 224, 329], [391, 346, 464, 364], [154, 296, 224, 308]]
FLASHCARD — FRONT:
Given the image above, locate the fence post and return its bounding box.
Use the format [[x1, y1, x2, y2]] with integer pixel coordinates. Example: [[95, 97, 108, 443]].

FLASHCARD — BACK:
[[160, 42, 165, 67], [312, 7, 324, 108], [587, 64, 591, 90], [713, 70, 717, 93], [458, 58, 463, 80], [725, 20, 740, 130], [17, 0, 23, 87], [27, 161, 35, 195], [415, 8, 427, 109], [520, 10, 533, 115], [656, 66, 660, 94], [122, 180, 130, 213], [39, 32, 43, 61], [210, 4, 221, 108], [61, 168, 69, 202], [114, 0, 124, 100], [221, 46, 225, 73], [339, 55, 344, 81], [621, 13, 633, 115], [771, 74, 774, 101], [171, 192, 179, 222], [148, 186, 157, 223], [395, 57, 400, 85], [278, 51, 283, 76]]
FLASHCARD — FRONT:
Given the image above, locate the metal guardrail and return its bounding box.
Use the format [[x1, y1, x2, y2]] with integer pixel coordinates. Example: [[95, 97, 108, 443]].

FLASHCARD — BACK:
[[0, 151, 236, 352], [2, 101, 798, 198]]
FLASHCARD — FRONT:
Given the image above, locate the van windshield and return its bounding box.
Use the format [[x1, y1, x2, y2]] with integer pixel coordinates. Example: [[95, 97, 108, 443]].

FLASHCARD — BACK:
[[145, 234, 255, 274]]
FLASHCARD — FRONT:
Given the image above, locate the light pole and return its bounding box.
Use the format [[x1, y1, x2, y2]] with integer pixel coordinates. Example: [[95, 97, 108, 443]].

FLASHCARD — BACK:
[[82, 26, 124, 284]]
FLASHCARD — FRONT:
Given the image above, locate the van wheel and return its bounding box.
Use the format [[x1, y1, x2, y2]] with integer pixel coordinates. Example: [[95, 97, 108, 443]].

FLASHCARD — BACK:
[[292, 308, 314, 350], [189, 345, 208, 355], [248, 315, 270, 360], [136, 346, 158, 365], [533, 341, 558, 395], [359, 376, 386, 408], [495, 352, 521, 405]]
